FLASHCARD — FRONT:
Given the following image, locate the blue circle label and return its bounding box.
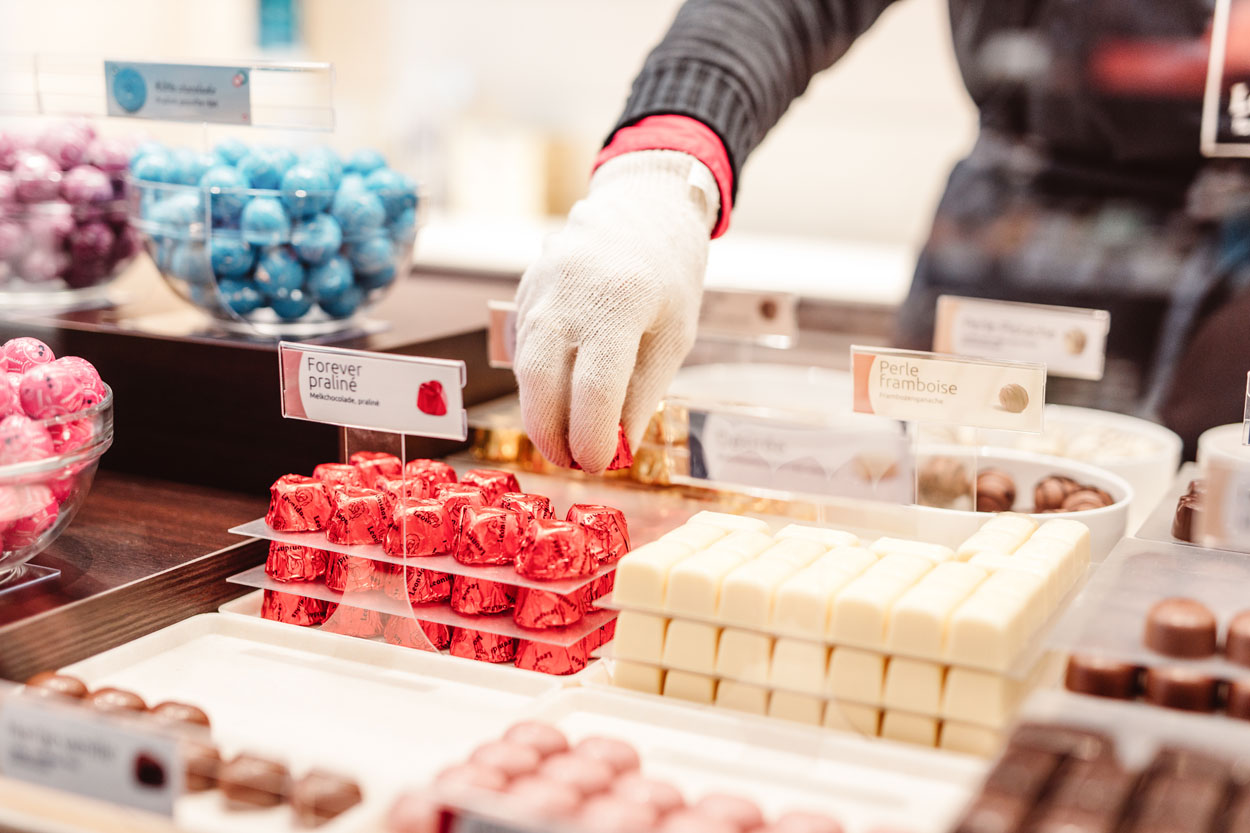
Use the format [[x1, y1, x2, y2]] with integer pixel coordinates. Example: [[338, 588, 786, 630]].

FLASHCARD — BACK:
[[112, 67, 147, 113]]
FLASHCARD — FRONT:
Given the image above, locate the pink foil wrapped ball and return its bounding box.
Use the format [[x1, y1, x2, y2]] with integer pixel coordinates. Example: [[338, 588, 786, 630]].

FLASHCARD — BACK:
[[0, 219, 26, 261], [20, 363, 85, 419], [85, 137, 130, 174], [0, 131, 22, 171], [12, 151, 62, 203], [36, 123, 90, 171], [0, 171, 14, 205], [3, 338, 55, 373], [17, 248, 68, 283], [26, 202, 75, 245], [68, 221, 115, 264], [0, 414, 54, 465], [48, 418, 95, 455], [0, 375, 19, 418], [54, 357, 105, 398], [5, 494, 59, 549], [60, 165, 114, 205]]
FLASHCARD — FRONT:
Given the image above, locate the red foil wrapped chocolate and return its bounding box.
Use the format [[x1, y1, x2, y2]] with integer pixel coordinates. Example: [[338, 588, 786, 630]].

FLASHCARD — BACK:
[[455, 506, 525, 566], [417, 380, 447, 416], [382, 615, 450, 650], [498, 493, 556, 527], [567, 504, 630, 565], [349, 451, 403, 488], [313, 463, 365, 491], [434, 483, 488, 549], [403, 459, 457, 491], [598, 618, 616, 644], [325, 487, 389, 546], [321, 605, 384, 639], [516, 520, 595, 581], [325, 555, 376, 594], [265, 474, 332, 532], [514, 586, 586, 630], [571, 425, 634, 472], [385, 499, 454, 557], [450, 576, 517, 615], [378, 562, 453, 605], [264, 541, 328, 583], [261, 590, 335, 627], [450, 628, 517, 663], [516, 638, 590, 675], [377, 477, 429, 513], [461, 469, 522, 506]]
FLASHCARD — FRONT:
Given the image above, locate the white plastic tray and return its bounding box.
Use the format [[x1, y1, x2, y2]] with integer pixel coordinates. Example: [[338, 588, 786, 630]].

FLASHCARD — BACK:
[[518, 685, 987, 833], [61, 613, 565, 833]]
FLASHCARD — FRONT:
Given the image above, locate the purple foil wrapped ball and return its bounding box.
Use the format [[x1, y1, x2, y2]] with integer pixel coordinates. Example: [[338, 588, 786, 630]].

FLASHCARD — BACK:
[[85, 137, 131, 174], [0, 220, 27, 260], [36, 124, 90, 171], [68, 221, 116, 264], [0, 172, 14, 206], [26, 203, 74, 245], [63, 258, 113, 289], [61, 165, 114, 205], [17, 248, 68, 283], [0, 131, 23, 171], [112, 224, 140, 261], [12, 151, 62, 203]]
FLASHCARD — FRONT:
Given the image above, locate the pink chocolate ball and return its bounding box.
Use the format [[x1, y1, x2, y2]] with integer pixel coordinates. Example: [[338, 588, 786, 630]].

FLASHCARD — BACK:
[[54, 357, 105, 395], [503, 722, 570, 758], [17, 248, 68, 283], [47, 418, 95, 455], [0, 414, 54, 465], [469, 741, 541, 780], [3, 338, 55, 373], [578, 795, 660, 832], [386, 792, 441, 833], [0, 171, 14, 205], [68, 221, 115, 264], [0, 219, 26, 260], [12, 150, 62, 203], [6, 492, 58, 548], [612, 774, 687, 816], [36, 123, 90, 171], [658, 810, 740, 833], [0, 131, 22, 170], [0, 373, 19, 418], [61, 165, 114, 205], [26, 202, 74, 246], [693, 795, 765, 832], [433, 763, 508, 794], [573, 737, 642, 775], [85, 137, 130, 174], [538, 753, 614, 797], [768, 812, 844, 833], [505, 776, 583, 821], [20, 363, 85, 419]]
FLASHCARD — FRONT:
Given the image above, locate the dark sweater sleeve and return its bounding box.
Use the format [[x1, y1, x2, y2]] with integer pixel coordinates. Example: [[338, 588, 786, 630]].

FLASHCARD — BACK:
[[611, 0, 900, 195]]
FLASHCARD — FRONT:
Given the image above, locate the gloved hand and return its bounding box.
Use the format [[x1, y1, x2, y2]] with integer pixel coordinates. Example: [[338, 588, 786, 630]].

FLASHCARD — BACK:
[[514, 149, 719, 473]]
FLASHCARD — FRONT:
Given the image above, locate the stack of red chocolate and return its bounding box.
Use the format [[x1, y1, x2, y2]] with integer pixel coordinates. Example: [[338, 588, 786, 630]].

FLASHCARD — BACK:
[[260, 453, 630, 675]]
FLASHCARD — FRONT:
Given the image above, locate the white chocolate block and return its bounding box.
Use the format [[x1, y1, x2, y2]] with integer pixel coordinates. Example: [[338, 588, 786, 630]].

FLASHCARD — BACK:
[[716, 680, 770, 715], [1029, 518, 1091, 567], [687, 511, 770, 535], [940, 667, 1025, 728], [661, 523, 728, 552], [939, 722, 1002, 757], [663, 670, 717, 704], [777, 524, 860, 549], [661, 620, 721, 674], [772, 566, 861, 635], [1014, 536, 1080, 590], [946, 570, 1046, 669], [768, 638, 831, 695], [758, 538, 828, 568], [870, 538, 955, 564], [703, 529, 775, 559], [826, 648, 886, 704], [818, 547, 879, 574], [828, 555, 933, 647], [715, 629, 774, 683], [768, 691, 823, 725], [882, 658, 945, 714], [880, 711, 939, 747], [968, 553, 1060, 610], [956, 529, 1023, 561], [981, 513, 1039, 539], [614, 541, 695, 606], [718, 560, 802, 626], [823, 701, 881, 736], [885, 562, 987, 658], [614, 612, 669, 663], [665, 550, 751, 616], [613, 660, 665, 695]]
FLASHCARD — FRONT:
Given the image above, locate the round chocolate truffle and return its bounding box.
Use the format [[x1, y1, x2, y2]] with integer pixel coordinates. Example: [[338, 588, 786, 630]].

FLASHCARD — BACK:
[[1143, 667, 1220, 713], [219, 754, 290, 808], [578, 796, 660, 833], [1144, 598, 1219, 658], [503, 721, 569, 758], [24, 671, 89, 700], [87, 687, 148, 714], [612, 774, 686, 815], [1060, 488, 1114, 512], [1227, 610, 1250, 667], [469, 741, 541, 780], [998, 383, 1030, 414], [291, 770, 363, 826], [1227, 678, 1250, 721], [694, 794, 766, 831], [149, 701, 211, 730], [572, 736, 641, 775], [505, 776, 582, 820], [434, 763, 508, 794], [1034, 475, 1080, 512], [1064, 654, 1141, 700], [917, 457, 970, 507], [538, 753, 614, 797], [975, 469, 1016, 513]]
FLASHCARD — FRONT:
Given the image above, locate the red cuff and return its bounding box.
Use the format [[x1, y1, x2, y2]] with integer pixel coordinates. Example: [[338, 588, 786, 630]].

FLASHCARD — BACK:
[[595, 115, 734, 239]]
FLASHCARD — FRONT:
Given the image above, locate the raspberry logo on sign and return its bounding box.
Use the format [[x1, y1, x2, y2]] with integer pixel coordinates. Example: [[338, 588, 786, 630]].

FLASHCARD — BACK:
[[418, 380, 447, 416]]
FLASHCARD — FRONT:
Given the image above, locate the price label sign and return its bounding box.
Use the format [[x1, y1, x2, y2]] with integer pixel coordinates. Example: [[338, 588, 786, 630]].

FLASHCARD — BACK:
[[1243, 371, 1249, 445], [104, 61, 252, 124], [933, 296, 1109, 380], [851, 345, 1046, 432], [1199, 455, 1250, 551], [278, 342, 468, 440], [1202, 0, 1250, 156]]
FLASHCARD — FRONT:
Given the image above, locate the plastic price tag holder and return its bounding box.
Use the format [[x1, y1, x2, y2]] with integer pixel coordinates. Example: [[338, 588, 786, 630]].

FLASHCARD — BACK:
[[1243, 370, 1249, 445], [1202, 0, 1250, 157], [1197, 452, 1250, 553]]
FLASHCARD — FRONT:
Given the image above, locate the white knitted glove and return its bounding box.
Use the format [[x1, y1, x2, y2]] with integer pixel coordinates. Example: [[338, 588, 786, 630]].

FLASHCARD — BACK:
[[514, 150, 719, 473]]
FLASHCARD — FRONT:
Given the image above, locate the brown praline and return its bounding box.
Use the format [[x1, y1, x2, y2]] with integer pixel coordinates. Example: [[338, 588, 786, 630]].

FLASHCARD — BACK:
[[149, 701, 212, 730], [23, 672, 89, 700], [1227, 610, 1250, 667], [1143, 666, 1220, 713], [1034, 475, 1080, 512], [1144, 597, 1219, 658], [291, 770, 364, 827], [220, 754, 290, 808], [1063, 654, 1141, 700], [87, 687, 148, 714], [975, 469, 1016, 513]]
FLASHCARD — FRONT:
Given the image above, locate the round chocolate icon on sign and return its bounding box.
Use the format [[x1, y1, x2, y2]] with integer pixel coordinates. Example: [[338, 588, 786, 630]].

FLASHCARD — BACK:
[[998, 383, 1029, 413]]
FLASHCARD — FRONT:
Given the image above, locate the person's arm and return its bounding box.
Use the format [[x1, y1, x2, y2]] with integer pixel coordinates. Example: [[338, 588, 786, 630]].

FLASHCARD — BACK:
[[515, 0, 898, 473]]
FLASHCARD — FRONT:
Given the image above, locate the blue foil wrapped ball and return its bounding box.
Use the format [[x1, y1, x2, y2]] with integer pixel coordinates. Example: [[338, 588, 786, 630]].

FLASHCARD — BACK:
[[213, 138, 250, 167], [129, 140, 166, 168], [318, 284, 364, 318], [171, 148, 213, 186], [331, 189, 385, 238], [389, 206, 417, 241], [210, 236, 256, 278], [217, 278, 265, 316], [307, 255, 353, 300], [345, 148, 386, 176], [279, 164, 333, 219], [253, 246, 305, 297], [364, 168, 417, 219], [240, 197, 291, 246], [237, 148, 288, 190], [132, 151, 177, 183], [199, 165, 250, 225], [336, 172, 367, 196], [356, 263, 396, 291], [291, 214, 342, 265], [169, 241, 212, 284], [298, 146, 343, 190], [270, 286, 315, 320], [270, 147, 298, 178], [346, 234, 393, 275], [147, 192, 203, 239]]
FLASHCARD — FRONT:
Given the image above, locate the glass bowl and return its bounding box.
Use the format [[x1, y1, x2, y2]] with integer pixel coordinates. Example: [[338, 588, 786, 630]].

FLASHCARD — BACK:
[[0, 386, 114, 587], [127, 176, 417, 336]]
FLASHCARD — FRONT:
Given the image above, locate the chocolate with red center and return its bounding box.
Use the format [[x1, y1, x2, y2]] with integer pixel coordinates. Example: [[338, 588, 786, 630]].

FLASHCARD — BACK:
[[325, 486, 389, 546], [516, 519, 596, 580], [515, 637, 590, 675], [313, 462, 365, 491], [450, 628, 517, 663], [377, 562, 452, 605], [383, 615, 452, 650], [348, 450, 402, 488], [264, 541, 328, 583], [567, 504, 631, 565], [461, 468, 522, 505], [403, 459, 457, 490], [450, 575, 517, 615], [261, 590, 335, 627], [322, 604, 384, 639], [324, 554, 376, 594], [456, 505, 525, 566], [265, 474, 332, 532], [498, 493, 555, 526], [385, 499, 454, 557], [514, 586, 586, 629]]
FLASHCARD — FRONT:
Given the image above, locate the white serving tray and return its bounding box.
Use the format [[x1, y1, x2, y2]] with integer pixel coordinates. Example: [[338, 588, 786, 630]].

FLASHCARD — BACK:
[[517, 685, 987, 833], [61, 613, 565, 833]]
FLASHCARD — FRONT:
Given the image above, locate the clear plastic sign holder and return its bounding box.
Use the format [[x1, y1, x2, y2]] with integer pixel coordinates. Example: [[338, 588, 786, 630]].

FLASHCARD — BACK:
[[1202, 0, 1250, 156]]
